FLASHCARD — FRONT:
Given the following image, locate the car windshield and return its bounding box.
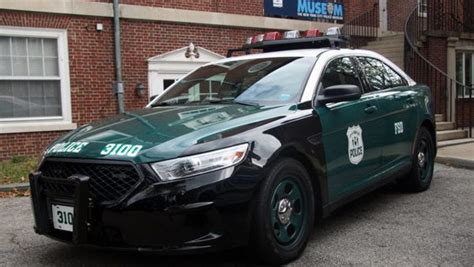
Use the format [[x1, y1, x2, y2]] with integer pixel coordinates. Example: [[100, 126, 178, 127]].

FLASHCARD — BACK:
[[150, 57, 316, 107]]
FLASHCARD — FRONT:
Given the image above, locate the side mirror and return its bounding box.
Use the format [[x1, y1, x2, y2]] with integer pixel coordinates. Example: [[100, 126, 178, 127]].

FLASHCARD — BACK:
[[317, 84, 362, 105]]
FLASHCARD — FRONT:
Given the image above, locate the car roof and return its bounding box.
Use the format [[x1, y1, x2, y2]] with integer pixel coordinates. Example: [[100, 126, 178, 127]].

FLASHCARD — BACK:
[[210, 48, 415, 85], [212, 48, 395, 64], [211, 48, 329, 65]]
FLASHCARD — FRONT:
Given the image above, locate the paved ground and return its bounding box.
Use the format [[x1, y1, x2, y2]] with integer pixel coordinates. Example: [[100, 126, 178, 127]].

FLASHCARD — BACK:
[[0, 164, 473, 266], [437, 142, 474, 169]]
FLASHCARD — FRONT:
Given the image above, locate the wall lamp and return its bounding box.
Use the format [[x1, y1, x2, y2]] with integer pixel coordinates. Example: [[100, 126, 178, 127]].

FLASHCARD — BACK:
[[135, 82, 146, 97]]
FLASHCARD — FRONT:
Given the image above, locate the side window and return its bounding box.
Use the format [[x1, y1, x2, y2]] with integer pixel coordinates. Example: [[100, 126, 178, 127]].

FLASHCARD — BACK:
[[320, 57, 362, 90], [383, 64, 406, 88], [357, 57, 406, 91]]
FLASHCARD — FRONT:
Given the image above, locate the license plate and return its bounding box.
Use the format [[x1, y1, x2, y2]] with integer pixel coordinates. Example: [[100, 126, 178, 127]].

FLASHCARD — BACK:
[[52, 204, 74, 232]]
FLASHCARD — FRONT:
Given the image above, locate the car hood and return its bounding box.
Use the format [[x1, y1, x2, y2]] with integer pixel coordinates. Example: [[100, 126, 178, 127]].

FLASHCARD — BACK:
[[44, 104, 296, 163]]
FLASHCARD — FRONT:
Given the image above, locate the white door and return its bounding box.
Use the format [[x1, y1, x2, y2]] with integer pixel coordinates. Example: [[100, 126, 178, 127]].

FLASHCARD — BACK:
[[147, 45, 225, 100]]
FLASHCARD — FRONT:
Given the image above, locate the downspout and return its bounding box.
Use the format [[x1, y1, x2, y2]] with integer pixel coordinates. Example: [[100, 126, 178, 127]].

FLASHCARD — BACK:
[[113, 0, 125, 113]]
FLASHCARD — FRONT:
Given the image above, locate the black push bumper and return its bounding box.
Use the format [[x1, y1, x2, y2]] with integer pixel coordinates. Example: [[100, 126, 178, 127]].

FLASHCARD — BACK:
[[29, 166, 261, 253], [30, 172, 91, 245]]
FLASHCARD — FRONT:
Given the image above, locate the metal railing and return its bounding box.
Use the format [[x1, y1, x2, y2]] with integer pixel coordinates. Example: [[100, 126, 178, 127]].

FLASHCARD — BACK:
[[341, 4, 379, 48], [426, 0, 474, 34], [404, 6, 473, 138]]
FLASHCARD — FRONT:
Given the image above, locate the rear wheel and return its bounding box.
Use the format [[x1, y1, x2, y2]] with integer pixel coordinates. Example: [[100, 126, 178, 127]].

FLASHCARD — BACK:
[[400, 127, 435, 192], [251, 158, 314, 265]]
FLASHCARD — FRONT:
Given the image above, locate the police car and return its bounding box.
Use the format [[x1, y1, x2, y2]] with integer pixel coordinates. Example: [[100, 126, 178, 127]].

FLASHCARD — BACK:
[[30, 29, 436, 265]]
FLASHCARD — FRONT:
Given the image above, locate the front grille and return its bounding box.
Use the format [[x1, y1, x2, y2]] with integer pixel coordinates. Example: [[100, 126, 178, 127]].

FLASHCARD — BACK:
[[41, 179, 75, 196], [39, 159, 142, 203]]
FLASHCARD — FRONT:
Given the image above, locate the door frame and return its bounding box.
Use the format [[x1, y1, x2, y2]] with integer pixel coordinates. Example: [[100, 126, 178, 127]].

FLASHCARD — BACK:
[[147, 45, 225, 99], [148, 71, 188, 98]]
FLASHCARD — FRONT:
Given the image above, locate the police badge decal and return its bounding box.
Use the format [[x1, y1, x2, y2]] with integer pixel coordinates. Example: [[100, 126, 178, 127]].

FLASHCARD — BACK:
[[347, 125, 364, 165]]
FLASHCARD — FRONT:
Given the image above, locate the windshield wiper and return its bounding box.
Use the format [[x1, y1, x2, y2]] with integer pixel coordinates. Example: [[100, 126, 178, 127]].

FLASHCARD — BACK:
[[209, 98, 260, 107], [150, 102, 173, 107], [233, 99, 260, 107]]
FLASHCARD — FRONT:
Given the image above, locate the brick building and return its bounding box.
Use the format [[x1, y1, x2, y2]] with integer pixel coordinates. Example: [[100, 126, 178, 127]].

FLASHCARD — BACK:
[[0, 0, 472, 160]]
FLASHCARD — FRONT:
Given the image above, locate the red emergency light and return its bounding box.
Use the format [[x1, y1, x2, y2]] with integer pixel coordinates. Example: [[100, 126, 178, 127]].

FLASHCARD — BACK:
[[264, 31, 282, 41], [304, 29, 323, 38]]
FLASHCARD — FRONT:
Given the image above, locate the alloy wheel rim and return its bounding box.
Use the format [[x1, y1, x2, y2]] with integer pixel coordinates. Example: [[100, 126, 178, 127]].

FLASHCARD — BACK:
[[417, 138, 432, 181], [270, 177, 305, 246]]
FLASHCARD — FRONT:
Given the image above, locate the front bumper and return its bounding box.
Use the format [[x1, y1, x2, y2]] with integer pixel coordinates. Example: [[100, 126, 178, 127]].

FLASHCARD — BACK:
[[29, 164, 262, 253]]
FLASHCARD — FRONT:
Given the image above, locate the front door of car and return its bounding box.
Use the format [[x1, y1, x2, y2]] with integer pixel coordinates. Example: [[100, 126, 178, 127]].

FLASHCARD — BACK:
[[315, 57, 384, 203], [356, 57, 418, 167]]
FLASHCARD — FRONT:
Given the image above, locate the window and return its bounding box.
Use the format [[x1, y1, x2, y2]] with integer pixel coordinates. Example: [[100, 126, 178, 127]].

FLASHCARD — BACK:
[[418, 0, 427, 18], [456, 51, 473, 98], [0, 27, 73, 133], [163, 79, 179, 91], [320, 57, 362, 89], [357, 57, 406, 91]]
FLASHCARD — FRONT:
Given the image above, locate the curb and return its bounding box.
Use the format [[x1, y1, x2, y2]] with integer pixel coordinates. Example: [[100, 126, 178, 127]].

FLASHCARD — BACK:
[[0, 183, 30, 193], [436, 156, 474, 170]]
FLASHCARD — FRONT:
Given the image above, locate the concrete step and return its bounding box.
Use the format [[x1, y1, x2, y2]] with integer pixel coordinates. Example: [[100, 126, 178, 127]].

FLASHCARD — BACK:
[[392, 62, 404, 69], [436, 129, 468, 141], [362, 49, 404, 57], [391, 61, 404, 67], [364, 41, 405, 47], [373, 37, 405, 44], [367, 48, 403, 54], [366, 39, 404, 47], [435, 114, 445, 122], [438, 138, 474, 148], [378, 55, 404, 64], [390, 59, 404, 64], [436, 121, 456, 131], [378, 34, 405, 40], [362, 46, 404, 53], [361, 45, 404, 55], [372, 53, 403, 60]]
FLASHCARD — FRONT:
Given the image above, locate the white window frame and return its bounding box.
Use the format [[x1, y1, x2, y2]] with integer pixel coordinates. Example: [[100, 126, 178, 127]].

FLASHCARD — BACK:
[[0, 26, 76, 134], [417, 0, 428, 18], [456, 50, 474, 98]]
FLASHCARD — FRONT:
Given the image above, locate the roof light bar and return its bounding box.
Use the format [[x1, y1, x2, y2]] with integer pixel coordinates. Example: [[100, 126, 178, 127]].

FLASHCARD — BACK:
[[245, 37, 253, 45], [326, 27, 341, 36], [283, 30, 301, 39], [304, 29, 322, 38], [255, 33, 265, 43], [264, 31, 282, 41]]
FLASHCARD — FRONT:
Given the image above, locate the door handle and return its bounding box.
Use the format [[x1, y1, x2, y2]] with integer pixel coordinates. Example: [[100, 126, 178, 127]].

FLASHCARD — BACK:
[[364, 105, 378, 114], [405, 97, 415, 104]]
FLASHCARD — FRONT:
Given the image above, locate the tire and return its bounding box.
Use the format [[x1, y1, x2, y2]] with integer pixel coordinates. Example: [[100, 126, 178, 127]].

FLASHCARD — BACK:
[[399, 127, 435, 192], [250, 158, 315, 265]]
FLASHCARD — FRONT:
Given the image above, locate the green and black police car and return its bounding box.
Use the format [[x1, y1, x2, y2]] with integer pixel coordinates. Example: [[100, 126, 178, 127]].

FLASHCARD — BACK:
[[30, 35, 436, 265]]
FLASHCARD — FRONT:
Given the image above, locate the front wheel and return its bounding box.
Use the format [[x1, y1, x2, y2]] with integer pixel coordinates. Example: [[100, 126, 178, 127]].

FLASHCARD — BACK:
[[250, 158, 315, 265], [400, 127, 435, 192]]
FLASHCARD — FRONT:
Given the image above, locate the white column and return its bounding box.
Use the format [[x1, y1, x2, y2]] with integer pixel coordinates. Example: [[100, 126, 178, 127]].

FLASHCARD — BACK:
[[447, 37, 459, 122], [379, 0, 388, 34]]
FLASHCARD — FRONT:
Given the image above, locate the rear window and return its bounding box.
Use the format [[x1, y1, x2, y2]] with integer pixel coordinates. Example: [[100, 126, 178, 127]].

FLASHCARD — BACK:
[[357, 57, 406, 91]]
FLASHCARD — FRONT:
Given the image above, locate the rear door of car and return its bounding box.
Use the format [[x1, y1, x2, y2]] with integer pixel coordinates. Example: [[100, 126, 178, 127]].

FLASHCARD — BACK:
[[315, 56, 384, 203], [356, 56, 418, 168]]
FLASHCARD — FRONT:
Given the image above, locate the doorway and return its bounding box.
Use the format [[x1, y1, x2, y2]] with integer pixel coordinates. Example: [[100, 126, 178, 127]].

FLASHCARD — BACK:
[[147, 45, 224, 99]]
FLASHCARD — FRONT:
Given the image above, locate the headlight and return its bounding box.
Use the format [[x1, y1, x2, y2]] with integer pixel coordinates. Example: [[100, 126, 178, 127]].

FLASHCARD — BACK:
[[151, 144, 249, 181]]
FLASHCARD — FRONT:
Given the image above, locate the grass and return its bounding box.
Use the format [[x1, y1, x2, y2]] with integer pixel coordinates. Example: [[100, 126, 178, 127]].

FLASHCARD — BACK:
[[0, 156, 38, 184]]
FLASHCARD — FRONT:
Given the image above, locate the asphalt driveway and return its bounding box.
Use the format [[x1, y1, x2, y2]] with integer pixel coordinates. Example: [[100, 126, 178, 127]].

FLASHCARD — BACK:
[[0, 164, 473, 266]]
